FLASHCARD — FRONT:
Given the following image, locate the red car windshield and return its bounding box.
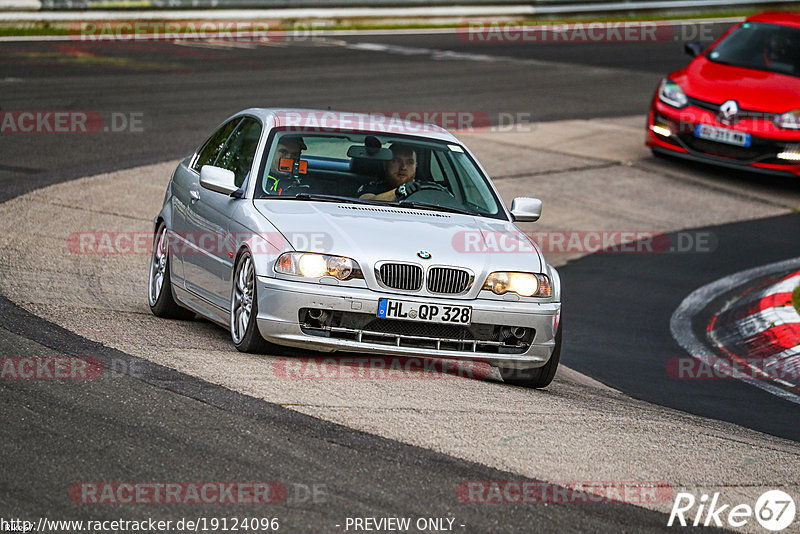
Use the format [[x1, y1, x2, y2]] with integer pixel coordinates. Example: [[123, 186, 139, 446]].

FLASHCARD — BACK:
[[707, 21, 800, 77]]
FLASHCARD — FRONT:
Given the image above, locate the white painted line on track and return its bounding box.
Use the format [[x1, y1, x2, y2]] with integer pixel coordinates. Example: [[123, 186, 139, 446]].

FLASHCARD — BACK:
[[670, 256, 800, 405], [344, 41, 537, 64]]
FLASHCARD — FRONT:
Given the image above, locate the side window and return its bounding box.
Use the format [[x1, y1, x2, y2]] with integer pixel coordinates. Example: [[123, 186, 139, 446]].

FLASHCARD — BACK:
[[213, 118, 263, 187], [191, 118, 241, 172]]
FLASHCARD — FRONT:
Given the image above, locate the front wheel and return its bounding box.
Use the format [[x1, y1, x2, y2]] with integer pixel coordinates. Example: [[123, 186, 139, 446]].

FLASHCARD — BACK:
[[231, 251, 278, 353], [498, 323, 562, 388]]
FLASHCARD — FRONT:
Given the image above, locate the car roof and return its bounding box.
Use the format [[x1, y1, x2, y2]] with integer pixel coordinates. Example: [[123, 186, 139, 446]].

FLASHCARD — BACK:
[[745, 11, 800, 29], [237, 108, 461, 143]]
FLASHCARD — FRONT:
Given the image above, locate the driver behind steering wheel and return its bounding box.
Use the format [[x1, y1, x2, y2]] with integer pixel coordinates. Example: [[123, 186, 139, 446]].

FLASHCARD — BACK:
[[358, 143, 424, 201]]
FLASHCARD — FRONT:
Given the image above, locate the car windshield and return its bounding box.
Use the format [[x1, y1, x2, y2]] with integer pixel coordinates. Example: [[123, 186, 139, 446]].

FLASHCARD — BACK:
[[707, 21, 800, 77], [255, 131, 506, 219]]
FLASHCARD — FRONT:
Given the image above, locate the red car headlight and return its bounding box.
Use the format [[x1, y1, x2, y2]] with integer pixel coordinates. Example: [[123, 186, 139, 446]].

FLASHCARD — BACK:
[[658, 79, 688, 109]]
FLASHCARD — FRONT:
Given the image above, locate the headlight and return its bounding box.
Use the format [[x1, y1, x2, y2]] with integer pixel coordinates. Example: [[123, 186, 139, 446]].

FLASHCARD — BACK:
[[275, 252, 362, 281], [774, 110, 800, 130], [658, 79, 688, 109], [483, 272, 551, 297], [298, 254, 327, 278]]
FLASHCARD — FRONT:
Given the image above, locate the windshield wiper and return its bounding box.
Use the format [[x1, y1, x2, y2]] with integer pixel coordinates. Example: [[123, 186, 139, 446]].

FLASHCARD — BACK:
[[265, 193, 385, 206], [265, 193, 478, 216], [395, 200, 476, 216]]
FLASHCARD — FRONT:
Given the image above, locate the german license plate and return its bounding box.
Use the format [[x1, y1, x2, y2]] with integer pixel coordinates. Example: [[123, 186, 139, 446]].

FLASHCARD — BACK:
[[377, 298, 472, 325], [695, 124, 751, 147]]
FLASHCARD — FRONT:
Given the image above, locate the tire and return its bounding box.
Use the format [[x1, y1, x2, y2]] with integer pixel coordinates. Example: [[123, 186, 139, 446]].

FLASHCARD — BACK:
[[148, 223, 195, 320], [499, 323, 562, 389], [230, 251, 279, 354]]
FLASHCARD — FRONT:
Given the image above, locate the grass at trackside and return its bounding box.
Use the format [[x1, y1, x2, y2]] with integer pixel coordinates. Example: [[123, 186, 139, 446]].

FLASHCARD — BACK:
[[1, 24, 71, 37], [1, 7, 800, 37], [793, 283, 800, 316]]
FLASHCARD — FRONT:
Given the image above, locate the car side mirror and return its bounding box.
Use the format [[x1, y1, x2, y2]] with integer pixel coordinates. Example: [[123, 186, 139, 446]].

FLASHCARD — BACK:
[[684, 41, 704, 57], [510, 197, 542, 222], [200, 165, 238, 196]]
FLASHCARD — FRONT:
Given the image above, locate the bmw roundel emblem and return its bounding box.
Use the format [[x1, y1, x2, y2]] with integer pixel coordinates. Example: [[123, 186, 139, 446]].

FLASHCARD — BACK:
[[417, 250, 432, 259]]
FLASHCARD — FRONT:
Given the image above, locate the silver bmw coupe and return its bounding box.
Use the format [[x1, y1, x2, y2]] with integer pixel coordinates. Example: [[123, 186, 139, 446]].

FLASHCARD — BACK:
[[149, 109, 562, 387]]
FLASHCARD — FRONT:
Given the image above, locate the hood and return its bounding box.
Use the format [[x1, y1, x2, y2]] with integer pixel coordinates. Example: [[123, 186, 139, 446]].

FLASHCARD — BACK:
[[673, 58, 800, 112], [254, 200, 544, 294]]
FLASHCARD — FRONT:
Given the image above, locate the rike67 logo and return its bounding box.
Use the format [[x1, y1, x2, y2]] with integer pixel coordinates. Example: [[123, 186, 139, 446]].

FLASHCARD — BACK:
[[668, 490, 795, 531]]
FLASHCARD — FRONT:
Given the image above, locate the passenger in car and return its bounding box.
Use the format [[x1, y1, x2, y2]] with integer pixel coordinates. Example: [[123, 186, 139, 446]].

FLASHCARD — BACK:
[[357, 143, 423, 201]]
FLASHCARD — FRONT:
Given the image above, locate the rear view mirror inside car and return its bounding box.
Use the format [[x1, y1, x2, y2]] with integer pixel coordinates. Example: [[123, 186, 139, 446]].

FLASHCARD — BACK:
[[346, 145, 393, 160]]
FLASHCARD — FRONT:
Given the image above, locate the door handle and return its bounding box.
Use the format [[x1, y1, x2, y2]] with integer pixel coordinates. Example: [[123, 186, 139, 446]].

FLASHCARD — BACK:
[[190, 190, 200, 202]]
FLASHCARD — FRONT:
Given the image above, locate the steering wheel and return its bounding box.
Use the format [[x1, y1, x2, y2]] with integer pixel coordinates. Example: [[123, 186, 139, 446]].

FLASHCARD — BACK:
[[396, 181, 454, 200], [281, 183, 311, 196]]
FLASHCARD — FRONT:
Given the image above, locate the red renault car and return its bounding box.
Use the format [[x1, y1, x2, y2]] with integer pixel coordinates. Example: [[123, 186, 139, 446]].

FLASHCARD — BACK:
[[647, 12, 800, 177]]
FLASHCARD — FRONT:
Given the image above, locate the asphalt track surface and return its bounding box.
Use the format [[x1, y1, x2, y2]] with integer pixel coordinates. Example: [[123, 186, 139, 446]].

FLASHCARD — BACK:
[[1, 296, 676, 532], [0, 22, 797, 531]]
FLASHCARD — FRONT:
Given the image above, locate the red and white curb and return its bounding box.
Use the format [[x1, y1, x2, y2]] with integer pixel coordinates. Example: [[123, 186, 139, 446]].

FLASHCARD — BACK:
[[671, 258, 800, 405], [708, 270, 800, 386]]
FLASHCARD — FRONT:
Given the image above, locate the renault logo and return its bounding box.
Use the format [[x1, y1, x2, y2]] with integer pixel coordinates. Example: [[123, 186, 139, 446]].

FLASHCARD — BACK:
[[719, 100, 739, 124], [417, 251, 431, 259]]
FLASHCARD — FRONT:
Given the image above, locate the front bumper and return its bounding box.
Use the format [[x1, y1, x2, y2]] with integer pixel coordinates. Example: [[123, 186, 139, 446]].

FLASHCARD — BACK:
[[646, 101, 800, 177], [255, 276, 560, 370]]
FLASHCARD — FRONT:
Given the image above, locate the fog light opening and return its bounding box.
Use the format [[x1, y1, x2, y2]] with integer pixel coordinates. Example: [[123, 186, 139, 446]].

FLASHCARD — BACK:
[[305, 308, 330, 327], [650, 124, 672, 137], [500, 326, 527, 344], [777, 145, 800, 161]]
